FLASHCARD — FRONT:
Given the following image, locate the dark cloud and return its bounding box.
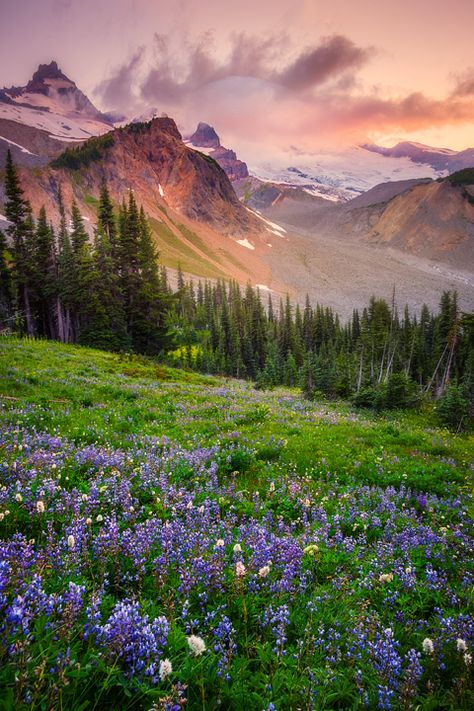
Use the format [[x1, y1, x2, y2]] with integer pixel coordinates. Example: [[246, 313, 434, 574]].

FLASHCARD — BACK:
[[451, 68, 474, 98], [96, 32, 372, 110], [94, 48, 145, 110], [272, 35, 372, 91], [93, 30, 474, 151], [141, 32, 288, 102]]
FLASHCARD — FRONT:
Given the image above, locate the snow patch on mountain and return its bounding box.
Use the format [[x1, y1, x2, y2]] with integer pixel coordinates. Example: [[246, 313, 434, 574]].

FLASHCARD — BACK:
[[0, 102, 109, 141], [0, 135, 37, 155], [236, 238, 255, 250], [184, 141, 213, 156], [245, 207, 287, 236]]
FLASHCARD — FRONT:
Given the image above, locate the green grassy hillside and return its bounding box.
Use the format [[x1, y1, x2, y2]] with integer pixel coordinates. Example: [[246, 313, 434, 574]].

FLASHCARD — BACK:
[[0, 336, 472, 710]]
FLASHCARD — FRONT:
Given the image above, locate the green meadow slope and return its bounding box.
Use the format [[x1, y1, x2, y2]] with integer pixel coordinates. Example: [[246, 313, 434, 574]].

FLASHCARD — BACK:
[[0, 336, 472, 710]]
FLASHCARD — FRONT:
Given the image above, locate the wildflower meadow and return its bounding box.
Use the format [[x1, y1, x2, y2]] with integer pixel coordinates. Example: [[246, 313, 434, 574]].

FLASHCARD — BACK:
[[0, 336, 472, 710]]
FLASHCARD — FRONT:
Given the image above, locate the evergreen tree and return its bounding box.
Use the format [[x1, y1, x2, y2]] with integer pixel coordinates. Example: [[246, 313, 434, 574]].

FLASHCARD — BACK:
[[0, 228, 12, 330], [4, 150, 36, 334], [34, 206, 57, 338]]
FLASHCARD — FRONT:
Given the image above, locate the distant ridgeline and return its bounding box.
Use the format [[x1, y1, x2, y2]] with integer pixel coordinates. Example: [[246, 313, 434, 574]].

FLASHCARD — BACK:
[[0, 151, 473, 425]]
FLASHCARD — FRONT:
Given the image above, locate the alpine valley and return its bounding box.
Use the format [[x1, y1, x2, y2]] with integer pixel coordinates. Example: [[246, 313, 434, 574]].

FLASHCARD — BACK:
[[1, 61, 474, 317]]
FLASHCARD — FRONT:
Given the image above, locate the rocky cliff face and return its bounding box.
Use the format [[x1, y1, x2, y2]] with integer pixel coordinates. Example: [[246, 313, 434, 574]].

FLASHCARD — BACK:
[[8, 117, 262, 239]]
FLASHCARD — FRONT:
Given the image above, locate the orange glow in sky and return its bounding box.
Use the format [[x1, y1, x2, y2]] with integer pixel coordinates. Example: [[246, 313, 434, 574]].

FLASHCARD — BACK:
[[1, 0, 473, 151]]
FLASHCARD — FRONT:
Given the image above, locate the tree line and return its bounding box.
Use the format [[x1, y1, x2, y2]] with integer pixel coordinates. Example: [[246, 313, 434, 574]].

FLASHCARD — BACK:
[[0, 150, 171, 354], [0, 151, 472, 426]]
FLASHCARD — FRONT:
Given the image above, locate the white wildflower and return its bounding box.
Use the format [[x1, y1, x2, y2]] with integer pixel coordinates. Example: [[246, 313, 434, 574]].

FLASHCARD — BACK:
[[464, 652, 472, 666], [269, 481, 275, 493], [67, 534, 75, 549], [36, 500, 45, 514], [159, 658, 172, 680], [457, 638, 467, 653], [86, 517, 92, 526], [259, 565, 270, 578], [186, 500, 193, 509], [233, 543, 242, 553], [187, 635, 206, 656], [96, 514, 103, 522], [379, 573, 394, 584], [15, 493, 23, 503], [235, 561, 246, 578], [422, 638, 434, 655], [215, 539, 225, 548]]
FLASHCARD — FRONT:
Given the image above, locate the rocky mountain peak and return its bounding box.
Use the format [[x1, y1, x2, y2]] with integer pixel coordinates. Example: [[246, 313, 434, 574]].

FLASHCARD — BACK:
[[28, 61, 71, 86], [189, 122, 220, 148]]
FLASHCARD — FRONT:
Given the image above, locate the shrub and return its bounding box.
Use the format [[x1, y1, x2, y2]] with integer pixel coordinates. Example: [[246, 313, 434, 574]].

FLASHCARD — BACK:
[[51, 134, 115, 170], [437, 384, 470, 431]]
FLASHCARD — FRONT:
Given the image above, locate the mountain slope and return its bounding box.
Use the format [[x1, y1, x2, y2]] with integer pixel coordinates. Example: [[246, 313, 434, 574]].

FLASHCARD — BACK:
[[1, 60, 109, 122], [1, 117, 280, 289], [361, 176, 474, 265]]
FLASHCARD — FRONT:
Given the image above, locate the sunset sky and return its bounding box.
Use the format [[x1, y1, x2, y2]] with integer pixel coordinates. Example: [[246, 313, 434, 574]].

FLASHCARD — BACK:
[[1, 0, 474, 155]]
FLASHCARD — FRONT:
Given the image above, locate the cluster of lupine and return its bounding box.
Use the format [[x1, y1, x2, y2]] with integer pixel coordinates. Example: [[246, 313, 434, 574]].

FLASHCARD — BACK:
[[0, 352, 473, 709]]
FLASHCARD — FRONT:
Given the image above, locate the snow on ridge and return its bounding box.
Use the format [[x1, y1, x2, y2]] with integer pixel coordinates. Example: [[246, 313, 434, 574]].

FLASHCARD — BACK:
[[247, 145, 445, 202], [236, 238, 255, 250], [0, 102, 109, 141], [0, 134, 37, 156], [184, 141, 213, 156], [158, 183, 165, 198], [256, 283, 271, 291]]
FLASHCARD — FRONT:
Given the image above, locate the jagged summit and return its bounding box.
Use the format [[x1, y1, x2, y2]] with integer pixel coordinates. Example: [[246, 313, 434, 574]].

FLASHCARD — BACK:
[[27, 61, 71, 89], [189, 122, 220, 149], [187, 122, 249, 182], [1, 60, 109, 122]]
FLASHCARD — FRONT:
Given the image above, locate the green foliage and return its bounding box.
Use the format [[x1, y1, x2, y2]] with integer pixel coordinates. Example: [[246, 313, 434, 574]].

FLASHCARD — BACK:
[[437, 384, 471, 430], [447, 168, 474, 186], [125, 120, 153, 135], [50, 133, 114, 170], [0, 337, 473, 709], [352, 373, 419, 411]]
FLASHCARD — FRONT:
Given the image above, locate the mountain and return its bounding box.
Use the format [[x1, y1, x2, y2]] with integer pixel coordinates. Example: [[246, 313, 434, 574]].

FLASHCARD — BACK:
[[188, 122, 220, 149], [186, 122, 249, 182], [351, 172, 474, 266], [0, 62, 112, 169], [1, 60, 108, 121], [0, 117, 281, 289], [259, 169, 474, 268], [363, 141, 474, 174], [0, 62, 473, 318], [245, 144, 450, 202]]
